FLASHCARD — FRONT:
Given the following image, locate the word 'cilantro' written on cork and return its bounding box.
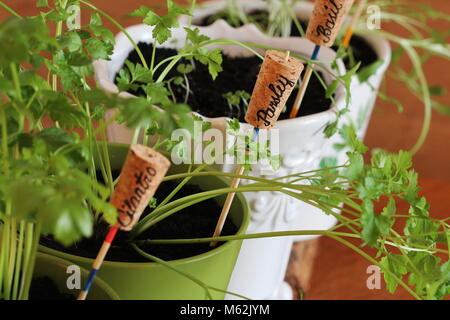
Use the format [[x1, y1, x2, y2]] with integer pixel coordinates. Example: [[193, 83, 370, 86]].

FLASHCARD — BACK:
[[117, 166, 156, 229], [110, 144, 170, 231]]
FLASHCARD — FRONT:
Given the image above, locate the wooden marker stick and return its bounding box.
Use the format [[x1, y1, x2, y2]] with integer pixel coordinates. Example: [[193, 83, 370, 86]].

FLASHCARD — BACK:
[[289, 46, 320, 119], [78, 145, 170, 300], [210, 165, 245, 247], [290, 0, 355, 118], [210, 51, 303, 246], [342, 0, 367, 48]]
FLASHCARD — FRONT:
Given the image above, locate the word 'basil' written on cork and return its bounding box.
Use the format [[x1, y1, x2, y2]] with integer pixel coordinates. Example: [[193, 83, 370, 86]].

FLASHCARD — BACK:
[[110, 145, 170, 231], [245, 50, 303, 129], [307, 0, 354, 47]]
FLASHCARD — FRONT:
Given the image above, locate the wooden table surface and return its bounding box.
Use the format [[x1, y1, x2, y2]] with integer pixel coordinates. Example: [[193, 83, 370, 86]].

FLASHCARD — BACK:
[[3, 0, 449, 300]]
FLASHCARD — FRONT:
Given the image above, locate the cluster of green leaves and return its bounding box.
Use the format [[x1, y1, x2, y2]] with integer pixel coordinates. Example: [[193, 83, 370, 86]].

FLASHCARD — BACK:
[[303, 124, 449, 300], [2, 131, 116, 246], [0, 0, 186, 299], [0, 0, 118, 242], [181, 27, 223, 80], [132, 122, 449, 299], [129, 0, 189, 45], [222, 90, 250, 118]]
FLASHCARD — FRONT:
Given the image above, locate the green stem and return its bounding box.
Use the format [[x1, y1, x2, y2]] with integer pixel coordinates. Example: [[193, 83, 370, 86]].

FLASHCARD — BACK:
[[402, 44, 432, 155], [188, 0, 196, 27], [150, 42, 157, 73], [53, 0, 68, 92], [92, 112, 120, 136], [134, 230, 359, 245], [162, 170, 351, 199], [289, 3, 305, 37], [19, 223, 33, 299], [155, 39, 264, 83], [372, 31, 432, 155], [0, 107, 9, 174], [0, 217, 9, 298], [135, 194, 228, 237], [131, 186, 284, 237], [11, 221, 25, 300], [10, 63, 22, 103], [2, 215, 11, 299], [19, 219, 42, 300], [94, 139, 109, 195], [155, 164, 207, 210], [6, 216, 17, 299], [0, 1, 22, 18], [100, 130, 114, 193]]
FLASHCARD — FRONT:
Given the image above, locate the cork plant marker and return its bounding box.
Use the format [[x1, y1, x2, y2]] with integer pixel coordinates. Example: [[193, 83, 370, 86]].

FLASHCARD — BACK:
[[210, 50, 303, 247], [290, 0, 355, 119], [78, 145, 170, 300]]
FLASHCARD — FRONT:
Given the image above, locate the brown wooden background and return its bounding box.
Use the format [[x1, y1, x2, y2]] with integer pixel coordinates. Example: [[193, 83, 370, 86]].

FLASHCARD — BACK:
[[3, 0, 449, 300]]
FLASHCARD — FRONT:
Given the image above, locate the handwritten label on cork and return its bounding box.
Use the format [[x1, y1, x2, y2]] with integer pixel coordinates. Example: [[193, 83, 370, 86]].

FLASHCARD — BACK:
[[245, 50, 303, 129], [316, 0, 343, 44], [307, 0, 354, 47], [110, 145, 170, 231], [256, 75, 296, 127], [116, 166, 157, 229]]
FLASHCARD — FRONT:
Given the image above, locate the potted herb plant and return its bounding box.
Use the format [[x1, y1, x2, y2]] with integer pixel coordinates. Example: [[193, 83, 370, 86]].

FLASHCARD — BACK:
[[178, 0, 450, 296], [91, 0, 356, 298], [0, 5, 124, 300], [0, 1, 256, 300], [40, 143, 251, 300], [182, 0, 450, 157]]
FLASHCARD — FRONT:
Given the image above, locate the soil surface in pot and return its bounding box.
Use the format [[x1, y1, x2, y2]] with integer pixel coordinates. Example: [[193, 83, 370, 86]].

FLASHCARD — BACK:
[[41, 179, 238, 262], [117, 44, 332, 121], [29, 276, 75, 300], [199, 11, 378, 69]]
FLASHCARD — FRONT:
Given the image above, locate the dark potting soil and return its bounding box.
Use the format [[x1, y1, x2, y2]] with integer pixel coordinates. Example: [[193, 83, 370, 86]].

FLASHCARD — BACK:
[[118, 43, 332, 121], [29, 276, 75, 300], [40, 179, 238, 262], [200, 11, 378, 69]]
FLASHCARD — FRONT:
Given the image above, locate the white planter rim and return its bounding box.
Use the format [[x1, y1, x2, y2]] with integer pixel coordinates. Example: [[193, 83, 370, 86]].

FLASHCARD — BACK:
[[183, 0, 391, 86]]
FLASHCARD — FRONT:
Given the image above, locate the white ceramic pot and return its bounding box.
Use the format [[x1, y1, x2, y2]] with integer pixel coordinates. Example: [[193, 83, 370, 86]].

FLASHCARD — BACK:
[[183, 0, 391, 240], [93, 21, 347, 300], [183, 0, 391, 166]]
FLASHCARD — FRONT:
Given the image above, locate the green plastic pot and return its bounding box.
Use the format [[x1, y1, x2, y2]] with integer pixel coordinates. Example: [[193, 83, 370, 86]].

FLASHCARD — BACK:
[[33, 252, 119, 300], [40, 143, 250, 300]]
